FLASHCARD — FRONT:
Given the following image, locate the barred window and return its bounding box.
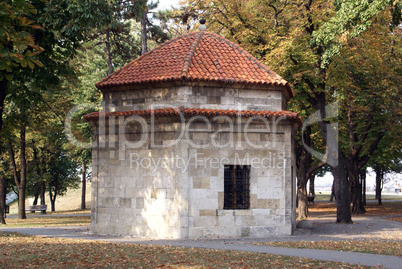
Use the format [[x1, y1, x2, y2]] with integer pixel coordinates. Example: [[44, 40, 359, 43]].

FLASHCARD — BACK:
[[224, 165, 250, 209]]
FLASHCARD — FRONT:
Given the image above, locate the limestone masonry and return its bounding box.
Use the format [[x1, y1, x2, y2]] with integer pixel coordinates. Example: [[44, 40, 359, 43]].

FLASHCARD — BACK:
[[85, 31, 300, 239]]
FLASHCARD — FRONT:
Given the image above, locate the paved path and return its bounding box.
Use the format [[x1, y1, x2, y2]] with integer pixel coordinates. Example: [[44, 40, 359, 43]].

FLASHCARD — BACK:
[[1, 214, 401, 269]]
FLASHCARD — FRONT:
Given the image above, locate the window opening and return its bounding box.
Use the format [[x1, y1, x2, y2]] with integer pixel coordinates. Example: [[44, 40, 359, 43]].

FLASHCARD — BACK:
[[224, 165, 250, 209]]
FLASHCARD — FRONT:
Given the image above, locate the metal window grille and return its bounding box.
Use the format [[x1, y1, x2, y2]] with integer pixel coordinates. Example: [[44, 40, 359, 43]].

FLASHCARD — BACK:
[[224, 165, 250, 209]]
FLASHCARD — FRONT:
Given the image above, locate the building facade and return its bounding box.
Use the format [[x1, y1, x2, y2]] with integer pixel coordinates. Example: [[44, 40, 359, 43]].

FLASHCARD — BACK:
[[85, 31, 301, 239]]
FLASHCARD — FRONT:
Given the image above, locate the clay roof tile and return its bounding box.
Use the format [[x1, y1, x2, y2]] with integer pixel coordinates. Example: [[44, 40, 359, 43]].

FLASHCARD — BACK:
[[96, 31, 293, 97], [84, 107, 302, 126]]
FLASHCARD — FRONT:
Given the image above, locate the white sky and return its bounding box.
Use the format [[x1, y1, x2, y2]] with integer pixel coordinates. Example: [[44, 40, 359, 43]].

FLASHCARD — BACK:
[[157, 0, 181, 10]]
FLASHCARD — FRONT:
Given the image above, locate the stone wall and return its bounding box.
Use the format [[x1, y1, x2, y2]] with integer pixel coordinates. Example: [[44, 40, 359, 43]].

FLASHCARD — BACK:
[[90, 113, 296, 239], [102, 84, 285, 113]]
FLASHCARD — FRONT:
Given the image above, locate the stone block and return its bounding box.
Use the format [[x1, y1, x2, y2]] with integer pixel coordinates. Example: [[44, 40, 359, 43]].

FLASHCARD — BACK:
[[193, 216, 218, 227], [151, 189, 159, 198], [119, 198, 132, 208], [250, 226, 278, 237], [223, 88, 238, 97], [257, 177, 269, 188], [220, 97, 235, 105], [207, 96, 221, 104], [218, 215, 234, 227], [218, 192, 224, 209], [250, 194, 257, 208], [257, 199, 280, 209], [241, 227, 251, 237], [193, 177, 210, 189], [178, 86, 192, 95], [192, 133, 209, 141], [217, 209, 234, 216], [234, 210, 252, 216], [235, 215, 255, 226], [256, 188, 274, 199], [278, 225, 293, 235], [136, 197, 144, 209], [199, 209, 217, 216], [188, 227, 204, 238]]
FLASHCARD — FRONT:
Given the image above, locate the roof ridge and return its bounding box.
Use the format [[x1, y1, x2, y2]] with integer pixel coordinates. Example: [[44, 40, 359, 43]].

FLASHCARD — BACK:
[[204, 32, 288, 86], [181, 31, 204, 79], [96, 32, 200, 89]]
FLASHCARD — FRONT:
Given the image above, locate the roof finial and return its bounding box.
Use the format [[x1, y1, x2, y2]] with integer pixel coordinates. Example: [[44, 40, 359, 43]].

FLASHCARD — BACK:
[[199, 18, 207, 32]]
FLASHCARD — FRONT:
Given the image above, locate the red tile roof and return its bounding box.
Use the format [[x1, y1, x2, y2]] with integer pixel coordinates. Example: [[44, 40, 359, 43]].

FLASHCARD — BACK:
[[84, 107, 302, 125], [96, 31, 293, 97]]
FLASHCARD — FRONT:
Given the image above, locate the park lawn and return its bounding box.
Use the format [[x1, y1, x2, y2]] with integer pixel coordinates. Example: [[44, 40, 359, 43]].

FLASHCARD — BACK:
[[270, 201, 402, 256], [256, 240, 401, 256], [3, 216, 90, 227], [0, 232, 374, 269], [309, 201, 402, 218]]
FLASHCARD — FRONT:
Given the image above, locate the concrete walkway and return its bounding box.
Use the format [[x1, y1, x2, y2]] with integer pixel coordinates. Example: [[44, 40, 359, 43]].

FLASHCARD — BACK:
[[1, 214, 401, 269]]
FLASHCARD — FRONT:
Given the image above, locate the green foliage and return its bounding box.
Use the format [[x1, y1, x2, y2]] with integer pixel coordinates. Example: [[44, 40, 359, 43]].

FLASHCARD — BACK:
[[0, 0, 44, 80], [312, 0, 400, 67]]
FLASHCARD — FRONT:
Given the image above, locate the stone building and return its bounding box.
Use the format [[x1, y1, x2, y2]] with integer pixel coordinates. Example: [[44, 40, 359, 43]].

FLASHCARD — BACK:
[[84, 30, 301, 239]]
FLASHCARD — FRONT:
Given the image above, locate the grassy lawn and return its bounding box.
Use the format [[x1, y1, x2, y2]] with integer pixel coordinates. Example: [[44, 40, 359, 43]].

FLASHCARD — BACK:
[[3, 215, 90, 227], [256, 240, 401, 256], [257, 201, 402, 256], [1, 189, 400, 267], [0, 232, 374, 269], [313, 192, 401, 201], [309, 201, 402, 220]]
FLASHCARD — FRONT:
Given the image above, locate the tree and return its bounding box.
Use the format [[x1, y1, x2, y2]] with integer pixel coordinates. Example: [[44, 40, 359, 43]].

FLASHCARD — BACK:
[[181, 0, 401, 223], [47, 133, 80, 212], [328, 9, 402, 213], [0, 0, 43, 133], [0, 0, 117, 220], [369, 131, 402, 205], [0, 175, 6, 224]]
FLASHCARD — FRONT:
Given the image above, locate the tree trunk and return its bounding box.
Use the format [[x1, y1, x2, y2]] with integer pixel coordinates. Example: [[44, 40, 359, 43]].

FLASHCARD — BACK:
[[39, 182, 46, 214], [18, 118, 27, 219], [32, 192, 39, 213], [375, 166, 383, 205], [33, 193, 39, 205], [105, 28, 114, 75], [141, 8, 148, 55], [309, 175, 315, 196], [315, 93, 352, 223], [0, 76, 7, 133], [361, 169, 366, 206], [297, 177, 309, 219], [51, 198, 56, 212], [296, 125, 313, 219], [0, 175, 6, 224], [40, 181, 46, 205], [48, 184, 56, 212], [32, 141, 46, 214], [350, 168, 366, 214], [81, 163, 86, 210], [332, 152, 353, 223], [330, 178, 335, 201]]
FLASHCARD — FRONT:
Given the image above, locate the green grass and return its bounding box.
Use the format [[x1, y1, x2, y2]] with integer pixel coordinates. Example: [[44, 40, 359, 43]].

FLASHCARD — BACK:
[[0, 232, 375, 269], [6, 182, 91, 216], [3, 215, 90, 227]]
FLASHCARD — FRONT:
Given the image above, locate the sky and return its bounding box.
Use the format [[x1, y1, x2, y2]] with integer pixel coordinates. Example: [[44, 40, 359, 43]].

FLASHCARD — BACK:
[[157, 0, 181, 10]]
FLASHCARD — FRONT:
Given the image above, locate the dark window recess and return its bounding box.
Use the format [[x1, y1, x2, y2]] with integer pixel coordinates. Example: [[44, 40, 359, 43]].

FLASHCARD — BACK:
[[224, 165, 250, 209]]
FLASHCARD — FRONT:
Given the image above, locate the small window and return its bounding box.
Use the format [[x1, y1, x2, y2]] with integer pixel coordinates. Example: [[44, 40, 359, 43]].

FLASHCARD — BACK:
[[224, 165, 250, 209]]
